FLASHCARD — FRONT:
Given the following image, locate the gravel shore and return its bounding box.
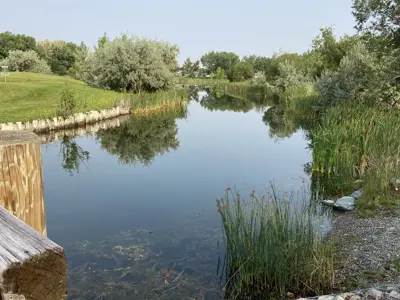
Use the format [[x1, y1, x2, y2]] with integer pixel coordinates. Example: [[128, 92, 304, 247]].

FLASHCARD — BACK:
[[330, 212, 400, 290]]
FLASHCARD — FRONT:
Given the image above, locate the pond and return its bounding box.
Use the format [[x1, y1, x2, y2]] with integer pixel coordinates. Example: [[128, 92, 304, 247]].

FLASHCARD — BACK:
[[40, 88, 311, 299]]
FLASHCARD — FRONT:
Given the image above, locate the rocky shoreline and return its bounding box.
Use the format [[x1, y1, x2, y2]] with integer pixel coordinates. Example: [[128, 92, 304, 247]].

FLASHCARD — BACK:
[[297, 210, 400, 300]]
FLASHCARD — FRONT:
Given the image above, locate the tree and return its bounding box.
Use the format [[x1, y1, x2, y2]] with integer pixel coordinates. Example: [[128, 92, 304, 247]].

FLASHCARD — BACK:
[[36, 40, 79, 75], [200, 51, 239, 74], [0, 50, 51, 73], [227, 62, 254, 82], [83, 34, 179, 92], [0, 32, 36, 59], [353, 0, 400, 48], [311, 27, 358, 75], [181, 58, 200, 77], [215, 67, 225, 79], [97, 33, 109, 49], [242, 55, 271, 73]]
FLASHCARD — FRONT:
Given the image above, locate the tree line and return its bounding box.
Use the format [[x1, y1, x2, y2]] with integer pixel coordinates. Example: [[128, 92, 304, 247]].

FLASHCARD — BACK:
[[0, 32, 179, 93]]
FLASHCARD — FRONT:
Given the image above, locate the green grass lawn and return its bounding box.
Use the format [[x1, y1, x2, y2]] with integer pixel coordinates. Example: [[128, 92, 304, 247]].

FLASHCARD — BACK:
[[0, 72, 122, 123]]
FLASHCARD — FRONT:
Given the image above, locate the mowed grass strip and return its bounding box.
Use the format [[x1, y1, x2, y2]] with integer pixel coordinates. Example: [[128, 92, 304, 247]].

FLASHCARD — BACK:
[[0, 72, 121, 123]]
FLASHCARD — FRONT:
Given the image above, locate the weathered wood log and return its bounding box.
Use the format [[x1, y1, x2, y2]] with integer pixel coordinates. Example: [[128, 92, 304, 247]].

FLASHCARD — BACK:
[[0, 131, 46, 236], [0, 131, 67, 299], [0, 205, 67, 300]]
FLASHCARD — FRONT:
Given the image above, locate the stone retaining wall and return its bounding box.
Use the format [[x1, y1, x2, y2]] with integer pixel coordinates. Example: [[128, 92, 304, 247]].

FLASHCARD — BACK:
[[37, 114, 130, 144], [0, 106, 131, 133]]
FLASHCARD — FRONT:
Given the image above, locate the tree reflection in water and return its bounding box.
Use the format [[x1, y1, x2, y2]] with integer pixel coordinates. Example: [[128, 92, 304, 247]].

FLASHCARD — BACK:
[[59, 136, 90, 175], [96, 107, 187, 166]]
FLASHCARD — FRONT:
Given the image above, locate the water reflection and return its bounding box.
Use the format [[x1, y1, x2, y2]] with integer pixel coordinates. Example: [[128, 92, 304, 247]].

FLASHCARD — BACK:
[[39, 89, 312, 299], [96, 107, 187, 166], [59, 136, 90, 175]]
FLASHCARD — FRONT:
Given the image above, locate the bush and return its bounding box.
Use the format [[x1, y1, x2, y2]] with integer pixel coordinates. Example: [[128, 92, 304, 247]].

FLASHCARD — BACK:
[[250, 71, 267, 85], [1, 50, 51, 73], [82, 34, 179, 92], [227, 62, 254, 82], [275, 60, 310, 90], [315, 42, 380, 108], [58, 84, 78, 117]]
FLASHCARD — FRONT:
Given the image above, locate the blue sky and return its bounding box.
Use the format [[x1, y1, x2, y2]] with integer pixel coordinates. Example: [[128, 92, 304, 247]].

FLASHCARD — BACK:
[[1, 0, 355, 62]]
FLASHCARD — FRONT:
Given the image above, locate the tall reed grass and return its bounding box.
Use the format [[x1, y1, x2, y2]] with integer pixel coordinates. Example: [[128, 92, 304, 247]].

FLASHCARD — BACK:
[[125, 89, 189, 112], [217, 185, 335, 299], [311, 103, 400, 213]]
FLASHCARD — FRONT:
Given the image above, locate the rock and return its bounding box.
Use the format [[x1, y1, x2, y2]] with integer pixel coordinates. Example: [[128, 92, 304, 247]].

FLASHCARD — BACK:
[[287, 292, 295, 298], [318, 296, 335, 300], [349, 296, 361, 300], [367, 288, 383, 299], [389, 291, 400, 299], [333, 196, 356, 211], [334, 296, 345, 300], [351, 190, 363, 199], [322, 200, 335, 207], [342, 293, 354, 300]]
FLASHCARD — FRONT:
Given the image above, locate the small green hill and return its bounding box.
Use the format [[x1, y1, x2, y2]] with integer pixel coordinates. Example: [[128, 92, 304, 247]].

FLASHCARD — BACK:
[[0, 72, 121, 123]]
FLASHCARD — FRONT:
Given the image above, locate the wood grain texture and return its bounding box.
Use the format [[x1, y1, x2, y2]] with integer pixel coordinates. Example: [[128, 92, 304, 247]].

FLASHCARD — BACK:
[[0, 132, 46, 236], [0, 131, 67, 299], [0, 205, 67, 300]]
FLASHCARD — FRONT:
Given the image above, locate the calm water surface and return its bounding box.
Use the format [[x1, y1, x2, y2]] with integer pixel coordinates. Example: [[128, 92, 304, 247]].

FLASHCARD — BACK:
[[40, 90, 310, 299]]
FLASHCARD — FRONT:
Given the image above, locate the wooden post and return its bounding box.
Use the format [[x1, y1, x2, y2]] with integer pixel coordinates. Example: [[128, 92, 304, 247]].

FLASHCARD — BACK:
[[0, 131, 67, 299], [0, 131, 47, 236]]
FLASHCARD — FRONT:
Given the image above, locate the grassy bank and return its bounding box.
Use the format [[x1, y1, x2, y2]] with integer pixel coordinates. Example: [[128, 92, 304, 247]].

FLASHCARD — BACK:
[[0, 72, 189, 123], [217, 186, 335, 299], [0, 72, 122, 122]]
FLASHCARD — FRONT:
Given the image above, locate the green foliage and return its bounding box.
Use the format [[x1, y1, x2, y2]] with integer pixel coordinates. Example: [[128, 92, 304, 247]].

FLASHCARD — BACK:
[[215, 66, 225, 80], [97, 33, 109, 49], [227, 62, 254, 82], [58, 84, 78, 116], [218, 186, 335, 298], [83, 34, 179, 92], [315, 41, 380, 108], [0, 50, 51, 73], [311, 28, 358, 75], [68, 42, 89, 80], [275, 60, 310, 90], [242, 55, 271, 72], [353, 0, 400, 48], [250, 71, 267, 85], [181, 58, 200, 77], [36, 40, 80, 75], [200, 51, 239, 74], [0, 32, 36, 59]]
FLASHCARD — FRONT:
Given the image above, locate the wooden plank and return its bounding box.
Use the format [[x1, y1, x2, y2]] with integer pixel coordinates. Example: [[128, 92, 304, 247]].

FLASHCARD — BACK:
[[0, 205, 67, 300], [0, 131, 46, 236], [0, 131, 67, 299]]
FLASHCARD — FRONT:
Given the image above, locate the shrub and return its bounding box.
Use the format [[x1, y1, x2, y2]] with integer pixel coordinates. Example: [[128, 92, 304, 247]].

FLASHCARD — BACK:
[[217, 186, 335, 298], [2, 50, 51, 73], [82, 34, 179, 92], [227, 62, 254, 82], [275, 60, 310, 90], [250, 71, 267, 85], [58, 84, 78, 117], [315, 42, 380, 109]]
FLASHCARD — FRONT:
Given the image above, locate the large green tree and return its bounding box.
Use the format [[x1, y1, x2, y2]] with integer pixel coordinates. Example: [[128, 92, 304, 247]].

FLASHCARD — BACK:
[[0, 32, 36, 59], [36, 40, 80, 75], [200, 51, 239, 74], [242, 55, 271, 73], [353, 0, 400, 47]]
